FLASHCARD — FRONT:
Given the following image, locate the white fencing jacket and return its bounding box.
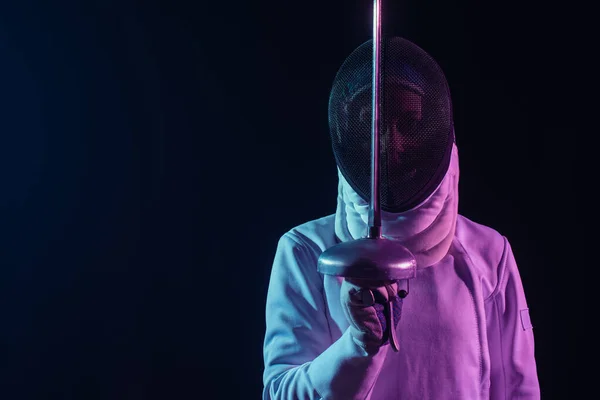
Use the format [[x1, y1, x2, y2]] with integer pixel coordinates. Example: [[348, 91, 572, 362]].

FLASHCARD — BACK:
[[263, 145, 540, 399]]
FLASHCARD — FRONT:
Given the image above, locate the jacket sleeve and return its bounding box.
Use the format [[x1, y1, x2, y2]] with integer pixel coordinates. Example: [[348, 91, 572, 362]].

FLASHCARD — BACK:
[[485, 237, 541, 399], [263, 233, 389, 400]]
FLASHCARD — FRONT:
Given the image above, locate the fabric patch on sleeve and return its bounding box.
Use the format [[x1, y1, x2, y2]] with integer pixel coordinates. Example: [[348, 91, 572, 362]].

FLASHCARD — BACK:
[[520, 308, 533, 330]]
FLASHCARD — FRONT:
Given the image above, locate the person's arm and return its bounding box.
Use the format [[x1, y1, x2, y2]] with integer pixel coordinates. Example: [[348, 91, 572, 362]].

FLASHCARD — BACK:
[[263, 233, 389, 400], [485, 237, 541, 399]]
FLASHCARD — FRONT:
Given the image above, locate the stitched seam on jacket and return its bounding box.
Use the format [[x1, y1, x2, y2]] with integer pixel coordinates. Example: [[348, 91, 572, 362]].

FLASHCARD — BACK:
[[485, 237, 510, 301], [493, 294, 508, 400], [453, 237, 484, 397], [483, 255, 510, 400], [488, 237, 510, 400]]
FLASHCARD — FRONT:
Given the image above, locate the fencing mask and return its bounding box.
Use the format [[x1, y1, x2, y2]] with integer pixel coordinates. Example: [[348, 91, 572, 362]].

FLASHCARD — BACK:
[[329, 37, 454, 213]]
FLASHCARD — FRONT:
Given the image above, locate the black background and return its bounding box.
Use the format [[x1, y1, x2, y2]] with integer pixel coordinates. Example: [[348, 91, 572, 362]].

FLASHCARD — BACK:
[[0, 0, 585, 399]]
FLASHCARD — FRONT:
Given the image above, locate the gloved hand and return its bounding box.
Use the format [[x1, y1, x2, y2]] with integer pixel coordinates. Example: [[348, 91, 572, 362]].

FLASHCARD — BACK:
[[340, 278, 405, 354]]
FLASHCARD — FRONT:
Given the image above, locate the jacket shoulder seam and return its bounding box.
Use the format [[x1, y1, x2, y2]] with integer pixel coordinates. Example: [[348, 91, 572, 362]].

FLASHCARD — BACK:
[[484, 236, 510, 302]]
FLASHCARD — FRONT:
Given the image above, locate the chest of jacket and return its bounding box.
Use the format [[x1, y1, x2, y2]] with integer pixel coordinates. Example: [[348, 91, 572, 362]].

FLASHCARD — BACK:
[[321, 253, 490, 399]]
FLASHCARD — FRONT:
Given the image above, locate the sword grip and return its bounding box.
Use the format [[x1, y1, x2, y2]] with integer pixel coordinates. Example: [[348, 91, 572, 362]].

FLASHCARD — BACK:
[[385, 300, 400, 352]]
